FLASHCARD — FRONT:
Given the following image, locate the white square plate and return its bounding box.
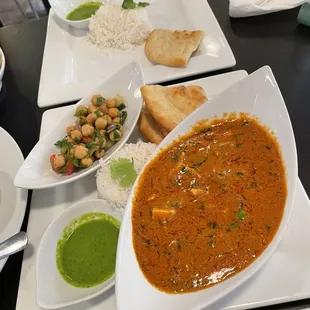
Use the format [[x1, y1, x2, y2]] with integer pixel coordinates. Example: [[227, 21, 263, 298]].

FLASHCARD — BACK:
[[38, 0, 236, 107]]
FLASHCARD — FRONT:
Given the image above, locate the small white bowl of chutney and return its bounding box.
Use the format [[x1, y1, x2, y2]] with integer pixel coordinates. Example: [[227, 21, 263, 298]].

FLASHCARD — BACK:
[[48, 0, 102, 29], [36, 199, 122, 309]]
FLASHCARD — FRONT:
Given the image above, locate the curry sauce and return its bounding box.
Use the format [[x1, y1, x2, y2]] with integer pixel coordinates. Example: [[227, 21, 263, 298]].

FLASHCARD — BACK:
[[132, 116, 287, 294]]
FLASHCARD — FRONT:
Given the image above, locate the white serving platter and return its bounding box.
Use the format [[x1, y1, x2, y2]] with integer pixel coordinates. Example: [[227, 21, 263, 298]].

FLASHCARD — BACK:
[[16, 71, 310, 310], [38, 0, 236, 107]]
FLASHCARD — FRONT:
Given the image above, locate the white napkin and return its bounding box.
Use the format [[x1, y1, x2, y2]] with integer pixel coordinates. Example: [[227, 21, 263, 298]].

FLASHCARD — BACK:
[[229, 0, 307, 17]]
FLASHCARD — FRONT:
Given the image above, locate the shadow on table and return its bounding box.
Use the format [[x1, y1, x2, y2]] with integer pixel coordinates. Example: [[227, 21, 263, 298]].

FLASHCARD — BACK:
[[230, 6, 310, 40]]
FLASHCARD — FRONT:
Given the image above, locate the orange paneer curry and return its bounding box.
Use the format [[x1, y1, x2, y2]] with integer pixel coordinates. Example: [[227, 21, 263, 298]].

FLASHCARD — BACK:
[[132, 116, 287, 294]]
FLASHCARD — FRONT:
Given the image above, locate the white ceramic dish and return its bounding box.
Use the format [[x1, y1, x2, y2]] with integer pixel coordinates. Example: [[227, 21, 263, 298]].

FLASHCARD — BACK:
[[116, 66, 298, 310], [36, 199, 122, 309], [0, 47, 6, 92], [38, 0, 236, 107], [0, 127, 28, 273], [48, 0, 103, 29], [14, 62, 144, 190]]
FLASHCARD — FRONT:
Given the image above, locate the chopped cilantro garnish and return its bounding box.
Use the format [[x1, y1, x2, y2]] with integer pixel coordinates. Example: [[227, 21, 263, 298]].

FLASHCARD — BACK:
[[210, 222, 217, 229], [199, 204, 205, 210], [85, 141, 95, 149], [226, 222, 238, 232], [236, 209, 246, 220], [265, 224, 271, 230], [236, 143, 242, 148], [96, 96, 103, 104], [54, 138, 73, 151], [235, 171, 244, 176], [74, 137, 80, 143], [264, 144, 271, 150], [94, 110, 101, 118], [137, 1, 149, 7]]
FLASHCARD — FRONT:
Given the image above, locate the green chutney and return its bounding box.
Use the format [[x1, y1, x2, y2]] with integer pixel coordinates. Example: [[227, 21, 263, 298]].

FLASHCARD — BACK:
[[56, 212, 120, 288], [66, 2, 102, 21]]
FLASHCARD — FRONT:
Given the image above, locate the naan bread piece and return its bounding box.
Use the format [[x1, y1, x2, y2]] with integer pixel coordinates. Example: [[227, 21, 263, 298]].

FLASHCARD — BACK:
[[140, 85, 207, 132], [139, 109, 167, 144], [145, 29, 204, 68]]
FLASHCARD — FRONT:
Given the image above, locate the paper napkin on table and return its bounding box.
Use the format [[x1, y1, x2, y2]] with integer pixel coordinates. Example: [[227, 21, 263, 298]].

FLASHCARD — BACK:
[[229, 0, 307, 17]]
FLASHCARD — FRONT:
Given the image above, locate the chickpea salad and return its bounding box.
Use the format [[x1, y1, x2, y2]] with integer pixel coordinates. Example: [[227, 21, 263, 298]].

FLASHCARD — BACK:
[[50, 94, 127, 175]]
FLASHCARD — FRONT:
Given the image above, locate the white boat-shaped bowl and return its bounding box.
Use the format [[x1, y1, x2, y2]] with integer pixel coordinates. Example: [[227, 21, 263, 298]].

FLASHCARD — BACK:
[[116, 66, 298, 310], [36, 199, 122, 309], [14, 62, 144, 189]]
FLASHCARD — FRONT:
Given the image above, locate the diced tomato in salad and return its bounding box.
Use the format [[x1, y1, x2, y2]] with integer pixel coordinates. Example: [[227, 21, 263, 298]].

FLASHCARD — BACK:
[[49, 154, 74, 176]]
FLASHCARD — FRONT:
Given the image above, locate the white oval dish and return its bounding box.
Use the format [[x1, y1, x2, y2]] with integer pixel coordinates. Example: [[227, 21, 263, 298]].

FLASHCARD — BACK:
[[36, 199, 122, 309], [48, 0, 102, 29], [14, 61, 144, 190], [116, 66, 298, 310], [0, 127, 28, 273]]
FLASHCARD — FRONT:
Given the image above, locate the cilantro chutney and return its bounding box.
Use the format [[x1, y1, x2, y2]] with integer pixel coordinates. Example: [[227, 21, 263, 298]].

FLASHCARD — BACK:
[[66, 2, 102, 21], [56, 212, 120, 288]]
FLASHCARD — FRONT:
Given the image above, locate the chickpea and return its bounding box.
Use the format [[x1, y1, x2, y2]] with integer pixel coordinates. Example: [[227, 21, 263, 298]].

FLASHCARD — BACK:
[[112, 117, 121, 124], [82, 124, 95, 137], [95, 117, 108, 130], [74, 145, 88, 159], [66, 137, 74, 144], [108, 108, 120, 118], [94, 149, 105, 159], [98, 103, 109, 115], [91, 94, 105, 106], [53, 154, 66, 168], [81, 157, 94, 168], [99, 129, 106, 137], [69, 146, 76, 156], [66, 125, 76, 135], [91, 112, 99, 122], [102, 114, 112, 125], [75, 105, 88, 117], [86, 113, 94, 124], [70, 130, 82, 141], [109, 129, 122, 142], [88, 104, 97, 114], [94, 137, 106, 148], [106, 99, 117, 108]]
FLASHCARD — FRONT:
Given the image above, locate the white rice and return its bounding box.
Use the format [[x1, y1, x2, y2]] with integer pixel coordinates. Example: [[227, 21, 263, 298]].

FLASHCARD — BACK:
[[96, 141, 157, 209], [87, 4, 152, 54]]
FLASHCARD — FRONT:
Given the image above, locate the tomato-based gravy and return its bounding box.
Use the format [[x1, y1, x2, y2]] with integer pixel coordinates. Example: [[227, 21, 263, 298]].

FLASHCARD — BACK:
[[132, 116, 287, 294]]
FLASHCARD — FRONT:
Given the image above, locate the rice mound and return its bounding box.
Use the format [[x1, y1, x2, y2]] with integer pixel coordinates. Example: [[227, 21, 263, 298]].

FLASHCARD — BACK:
[[96, 141, 157, 209]]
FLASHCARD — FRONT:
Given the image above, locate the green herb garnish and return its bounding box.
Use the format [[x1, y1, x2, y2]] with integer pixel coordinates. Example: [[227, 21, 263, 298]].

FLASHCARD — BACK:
[[199, 204, 205, 210], [74, 137, 80, 143], [226, 222, 238, 232], [96, 96, 103, 104], [69, 156, 80, 168], [236, 143, 242, 148], [117, 103, 126, 111], [189, 158, 208, 169], [200, 128, 211, 134], [247, 183, 258, 189], [235, 171, 244, 176], [54, 138, 73, 152], [60, 165, 67, 173], [236, 209, 246, 220], [110, 158, 137, 187], [265, 224, 271, 230], [235, 133, 244, 137], [122, 0, 149, 9], [120, 111, 127, 125], [207, 234, 215, 238], [264, 144, 271, 150], [94, 110, 101, 118], [210, 222, 217, 229]]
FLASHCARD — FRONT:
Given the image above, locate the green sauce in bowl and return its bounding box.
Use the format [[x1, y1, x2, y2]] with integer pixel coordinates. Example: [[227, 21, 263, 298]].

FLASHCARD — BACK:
[[56, 212, 120, 288], [66, 2, 102, 21]]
